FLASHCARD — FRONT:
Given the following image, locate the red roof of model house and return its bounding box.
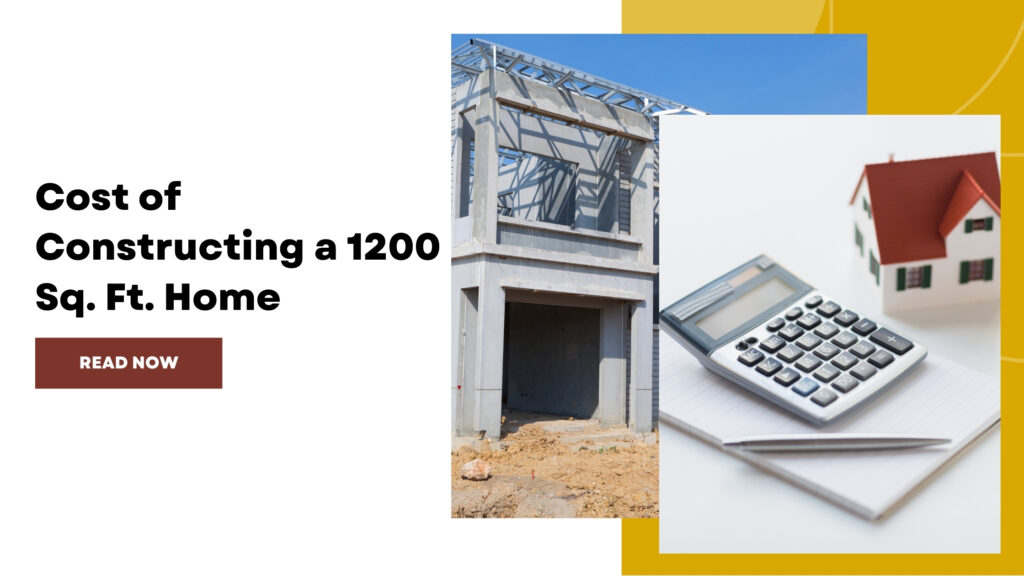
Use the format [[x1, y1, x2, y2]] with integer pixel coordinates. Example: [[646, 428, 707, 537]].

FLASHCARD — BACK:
[[849, 152, 1001, 265]]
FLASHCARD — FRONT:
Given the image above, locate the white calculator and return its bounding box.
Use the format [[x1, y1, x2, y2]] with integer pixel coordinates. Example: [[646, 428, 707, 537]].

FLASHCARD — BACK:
[[660, 255, 927, 425]]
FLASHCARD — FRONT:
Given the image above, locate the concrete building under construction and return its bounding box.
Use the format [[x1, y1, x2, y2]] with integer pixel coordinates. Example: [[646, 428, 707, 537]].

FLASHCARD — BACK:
[[450, 39, 704, 440]]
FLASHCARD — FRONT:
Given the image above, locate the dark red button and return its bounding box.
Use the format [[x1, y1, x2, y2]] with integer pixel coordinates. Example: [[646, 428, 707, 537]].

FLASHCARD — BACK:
[[35, 338, 222, 389]]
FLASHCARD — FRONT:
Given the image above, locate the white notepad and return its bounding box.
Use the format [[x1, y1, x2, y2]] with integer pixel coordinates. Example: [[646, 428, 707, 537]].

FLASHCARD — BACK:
[[659, 332, 1001, 520]]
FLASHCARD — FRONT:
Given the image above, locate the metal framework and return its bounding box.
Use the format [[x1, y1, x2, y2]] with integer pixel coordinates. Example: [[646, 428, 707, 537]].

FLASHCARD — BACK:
[[452, 38, 707, 118]]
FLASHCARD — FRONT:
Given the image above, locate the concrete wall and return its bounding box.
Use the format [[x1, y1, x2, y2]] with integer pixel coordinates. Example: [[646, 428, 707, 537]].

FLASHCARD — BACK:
[[451, 254, 654, 438], [505, 302, 601, 418], [496, 218, 642, 261]]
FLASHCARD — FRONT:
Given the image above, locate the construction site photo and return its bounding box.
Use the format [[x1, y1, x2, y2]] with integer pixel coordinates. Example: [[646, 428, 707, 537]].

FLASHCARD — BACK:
[[449, 37, 703, 518]]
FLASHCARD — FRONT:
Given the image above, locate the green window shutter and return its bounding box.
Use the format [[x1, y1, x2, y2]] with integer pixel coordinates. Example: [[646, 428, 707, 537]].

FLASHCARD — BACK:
[[984, 258, 994, 281], [960, 261, 970, 284], [986, 217, 993, 231], [964, 220, 972, 233], [922, 265, 932, 288], [896, 268, 906, 291]]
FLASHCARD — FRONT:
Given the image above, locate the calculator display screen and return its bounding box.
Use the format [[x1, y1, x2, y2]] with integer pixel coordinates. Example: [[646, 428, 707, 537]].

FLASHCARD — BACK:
[[695, 277, 795, 339]]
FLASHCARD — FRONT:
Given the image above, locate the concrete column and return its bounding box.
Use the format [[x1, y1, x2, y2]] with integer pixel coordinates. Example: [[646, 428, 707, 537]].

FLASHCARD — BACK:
[[451, 274, 462, 435], [473, 262, 505, 439], [471, 68, 499, 244], [455, 286, 479, 437], [629, 291, 654, 432], [630, 140, 656, 265], [598, 301, 626, 426]]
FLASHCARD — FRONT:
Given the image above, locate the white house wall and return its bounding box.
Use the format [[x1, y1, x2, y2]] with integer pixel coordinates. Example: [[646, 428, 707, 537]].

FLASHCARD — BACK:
[[850, 177, 882, 297], [879, 199, 1000, 312]]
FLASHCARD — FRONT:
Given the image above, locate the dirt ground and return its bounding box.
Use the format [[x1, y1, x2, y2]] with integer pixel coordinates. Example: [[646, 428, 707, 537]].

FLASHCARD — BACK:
[[451, 419, 658, 518]]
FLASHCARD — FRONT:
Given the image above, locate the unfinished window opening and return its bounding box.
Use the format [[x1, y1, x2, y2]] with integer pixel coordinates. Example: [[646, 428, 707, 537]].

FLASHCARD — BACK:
[[618, 148, 632, 235], [497, 146, 577, 226], [458, 137, 476, 218]]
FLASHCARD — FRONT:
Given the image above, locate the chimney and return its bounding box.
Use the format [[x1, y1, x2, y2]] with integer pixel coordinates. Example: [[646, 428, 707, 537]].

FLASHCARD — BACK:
[[888, 153, 895, 163]]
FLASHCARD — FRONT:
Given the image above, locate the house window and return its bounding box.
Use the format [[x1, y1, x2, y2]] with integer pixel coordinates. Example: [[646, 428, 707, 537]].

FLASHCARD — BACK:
[[868, 251, 879, 286], [965, 217, 994, 233], [862, 197, 872, 219], [854, 224, 863, 256], [959, 258, 994, 283], [969, 260, 985, 280], [897, 265, 931, 290]]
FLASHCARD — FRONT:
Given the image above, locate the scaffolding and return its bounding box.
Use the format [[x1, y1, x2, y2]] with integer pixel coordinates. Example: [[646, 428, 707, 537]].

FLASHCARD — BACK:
[[452, 38, 708, 118]]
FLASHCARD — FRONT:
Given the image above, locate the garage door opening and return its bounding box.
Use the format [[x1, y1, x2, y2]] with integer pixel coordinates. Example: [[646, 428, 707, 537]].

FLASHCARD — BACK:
[[502, 302, 600, 419]]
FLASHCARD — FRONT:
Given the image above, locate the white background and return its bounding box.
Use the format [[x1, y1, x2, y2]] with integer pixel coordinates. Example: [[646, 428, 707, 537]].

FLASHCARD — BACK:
[[658, 115, 1001, 553], [0, 2, 622, 574]]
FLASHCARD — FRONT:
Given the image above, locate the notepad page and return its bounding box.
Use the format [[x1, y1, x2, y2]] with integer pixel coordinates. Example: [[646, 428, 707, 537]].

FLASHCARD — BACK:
[[659, 332, 1001, 519]]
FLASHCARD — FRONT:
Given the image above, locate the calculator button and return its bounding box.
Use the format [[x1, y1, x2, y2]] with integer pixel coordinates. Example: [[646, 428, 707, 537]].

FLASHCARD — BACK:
[[785, 307, 803, 320], [774, 368, 800, 386], [792, 378, 819, 397], [834, 309, 859, 327], [756, 357, 783, 376], [811, 388, 839, 406], [813, 363, 841, 383], [738, 348, 764, 366], [851, 318, 878, 336], [869, 328, 915, 355], [779, 324, 804, 341], [813, 322, 839, 339], [796, 334, 822, 351], [850, 363, 877, 381], [832, 374, 859, 393], [817, 301, 841, 317], [831, 332, 858, 349], [868, 350, 895, 368], [759, 335, 786, 353], [795, 355, 822, 373], [735, 342, 748, 350], [796, 313, 822, 330], [745, 336, 758, 344], [850, 341, 876, 359], [777, 345, 804, 363], [813, 342, 840, 360], [831, 352, 859, 371], [805, 295, 823, 308], [766, 318, 786, 332]]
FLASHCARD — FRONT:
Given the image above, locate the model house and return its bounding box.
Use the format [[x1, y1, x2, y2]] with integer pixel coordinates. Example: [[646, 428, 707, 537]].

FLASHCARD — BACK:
[[850, 152, 1001, 312], [450, 39, 704, 441]]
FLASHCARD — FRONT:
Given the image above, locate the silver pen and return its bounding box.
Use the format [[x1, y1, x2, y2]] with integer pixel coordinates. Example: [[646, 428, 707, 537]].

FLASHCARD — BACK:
[[722, 433, 951, 452]]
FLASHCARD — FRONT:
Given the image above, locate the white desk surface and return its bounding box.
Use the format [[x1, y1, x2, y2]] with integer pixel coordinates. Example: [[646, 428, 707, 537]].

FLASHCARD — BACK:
[[656, 115, 1001, 553]]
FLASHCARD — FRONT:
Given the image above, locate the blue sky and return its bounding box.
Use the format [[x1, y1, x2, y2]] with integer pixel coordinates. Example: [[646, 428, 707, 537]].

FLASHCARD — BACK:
[[451, 34, 866, 114]]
